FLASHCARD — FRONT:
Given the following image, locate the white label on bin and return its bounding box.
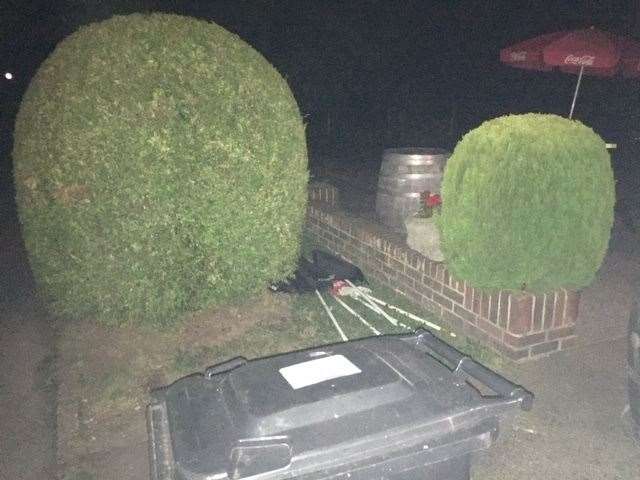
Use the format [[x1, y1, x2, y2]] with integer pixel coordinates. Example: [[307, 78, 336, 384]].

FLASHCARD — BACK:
[[279, 354, 361, 390]]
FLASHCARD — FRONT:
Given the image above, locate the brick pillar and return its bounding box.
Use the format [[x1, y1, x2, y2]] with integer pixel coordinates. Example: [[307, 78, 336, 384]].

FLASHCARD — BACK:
[[508, 293, 534, 334]]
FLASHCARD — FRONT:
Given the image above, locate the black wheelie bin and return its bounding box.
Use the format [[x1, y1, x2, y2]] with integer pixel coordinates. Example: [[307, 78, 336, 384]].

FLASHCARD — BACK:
[[147, 330, 533, 480]]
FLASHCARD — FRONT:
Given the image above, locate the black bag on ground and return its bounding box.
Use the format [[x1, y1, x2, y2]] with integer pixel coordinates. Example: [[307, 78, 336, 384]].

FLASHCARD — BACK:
[[269, 256, 318, 293], [269, 251, 365, 294], [312, 249, 365, 284]]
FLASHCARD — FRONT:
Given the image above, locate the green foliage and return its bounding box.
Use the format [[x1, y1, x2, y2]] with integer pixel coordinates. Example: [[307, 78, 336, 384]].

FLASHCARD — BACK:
[[439, 113, 614, 292], [13, 13, 308, 325]]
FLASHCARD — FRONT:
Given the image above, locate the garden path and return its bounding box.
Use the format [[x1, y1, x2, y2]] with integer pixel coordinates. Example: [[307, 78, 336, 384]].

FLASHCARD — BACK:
[[576, 217, 639, 345], [0, 220, 57, 480]]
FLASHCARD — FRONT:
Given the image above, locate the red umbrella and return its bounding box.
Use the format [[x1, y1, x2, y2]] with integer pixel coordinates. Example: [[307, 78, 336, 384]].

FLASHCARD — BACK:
[[500, 27, 640, 118]]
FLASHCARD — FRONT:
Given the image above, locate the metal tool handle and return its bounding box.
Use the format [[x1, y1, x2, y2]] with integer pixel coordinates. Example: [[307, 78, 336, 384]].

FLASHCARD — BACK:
[[414, 330, 533, 411]]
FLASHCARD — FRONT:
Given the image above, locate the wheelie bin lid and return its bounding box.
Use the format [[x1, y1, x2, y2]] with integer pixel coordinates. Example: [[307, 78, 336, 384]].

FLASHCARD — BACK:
[[147, 331, 533, 480]]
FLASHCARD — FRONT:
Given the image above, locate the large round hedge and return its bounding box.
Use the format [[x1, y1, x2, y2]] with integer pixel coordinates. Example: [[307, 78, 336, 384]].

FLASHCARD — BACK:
[[13, 14, 308, 325], [439, 113, 614, 292]]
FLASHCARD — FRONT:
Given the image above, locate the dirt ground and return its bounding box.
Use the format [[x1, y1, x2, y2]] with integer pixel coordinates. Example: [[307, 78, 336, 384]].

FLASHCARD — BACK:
[[54, 274, 366, 479], [55, 293, 303, 479]]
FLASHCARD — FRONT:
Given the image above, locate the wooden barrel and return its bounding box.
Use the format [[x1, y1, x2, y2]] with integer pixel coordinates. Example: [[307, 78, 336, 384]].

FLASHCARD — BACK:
[[375, 147, 449, 231]]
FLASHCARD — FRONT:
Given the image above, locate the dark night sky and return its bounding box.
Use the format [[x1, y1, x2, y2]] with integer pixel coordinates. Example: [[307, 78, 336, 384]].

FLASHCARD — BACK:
[[1, 0, 639, 173]]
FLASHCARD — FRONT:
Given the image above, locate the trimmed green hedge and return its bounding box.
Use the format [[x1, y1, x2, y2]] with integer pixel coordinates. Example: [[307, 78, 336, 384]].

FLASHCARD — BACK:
[[13, 13, 308, 325], [439, 113, 614, 292]]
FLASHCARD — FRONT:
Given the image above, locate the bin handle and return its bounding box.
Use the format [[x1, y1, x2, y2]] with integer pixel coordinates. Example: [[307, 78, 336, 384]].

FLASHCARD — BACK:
[[414, 330, 533, 411], [205, 356, 247, 379]]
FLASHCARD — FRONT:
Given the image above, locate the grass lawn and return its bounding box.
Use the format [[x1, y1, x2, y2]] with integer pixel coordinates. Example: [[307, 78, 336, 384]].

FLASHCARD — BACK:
[[158, 279, 504, 392]]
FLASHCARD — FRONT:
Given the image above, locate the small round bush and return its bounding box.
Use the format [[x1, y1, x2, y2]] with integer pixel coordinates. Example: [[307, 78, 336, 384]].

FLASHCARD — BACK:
[[439, 113, 614, 292], [13, 13, 308, 325]]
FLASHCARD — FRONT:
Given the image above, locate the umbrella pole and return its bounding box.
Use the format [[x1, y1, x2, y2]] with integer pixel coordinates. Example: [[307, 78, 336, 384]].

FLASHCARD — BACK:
[[569, 65, 585, 119]]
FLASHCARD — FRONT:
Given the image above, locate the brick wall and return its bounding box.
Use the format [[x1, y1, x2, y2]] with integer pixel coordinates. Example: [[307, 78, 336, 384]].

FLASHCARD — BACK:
[[306, 182, 579, 362]]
